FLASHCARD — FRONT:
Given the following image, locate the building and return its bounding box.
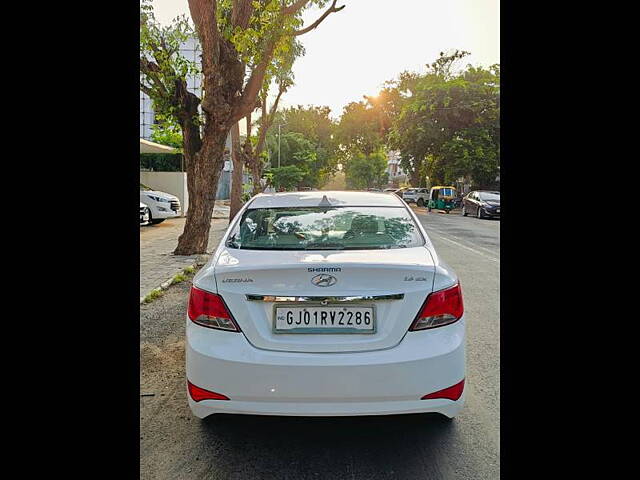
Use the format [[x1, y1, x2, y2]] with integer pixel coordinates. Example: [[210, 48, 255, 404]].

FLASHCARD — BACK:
[[140, 36, 236, 204], [386, 150, 407, 186]]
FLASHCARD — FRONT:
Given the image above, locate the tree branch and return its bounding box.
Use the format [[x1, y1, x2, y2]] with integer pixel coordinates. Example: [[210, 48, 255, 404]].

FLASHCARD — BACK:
[[293, 0, 344, 36], [256, 85, 285, 155], [232, 0, 254, 28], [230, 40, 277, 122], [281, 0, 311, 16], [188, 0, 221, 81], [245, 112, 252, 140], [267, 86, 285, 128], [139, 83, 156, 99], [140, 58, 171, 98]]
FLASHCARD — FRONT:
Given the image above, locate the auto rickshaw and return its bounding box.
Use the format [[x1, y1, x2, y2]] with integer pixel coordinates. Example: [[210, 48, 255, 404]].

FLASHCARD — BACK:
[[427, 186, 457, 213]]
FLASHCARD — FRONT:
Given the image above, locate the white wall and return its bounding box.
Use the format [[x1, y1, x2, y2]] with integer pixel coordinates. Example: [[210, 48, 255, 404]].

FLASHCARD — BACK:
[[140, 172, 189, 216]]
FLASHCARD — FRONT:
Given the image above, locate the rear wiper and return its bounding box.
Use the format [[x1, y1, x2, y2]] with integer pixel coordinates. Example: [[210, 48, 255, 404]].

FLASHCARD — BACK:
[[226, 234, 240, 248], [304, 242, 345, 250]]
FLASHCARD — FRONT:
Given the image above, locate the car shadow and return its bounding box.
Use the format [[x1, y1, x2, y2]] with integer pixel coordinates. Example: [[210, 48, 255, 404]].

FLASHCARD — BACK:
[[198, 413, 460, 478]]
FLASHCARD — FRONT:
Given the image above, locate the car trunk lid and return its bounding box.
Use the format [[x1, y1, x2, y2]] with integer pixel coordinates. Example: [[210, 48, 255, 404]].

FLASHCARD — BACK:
[[208, 247, 436, 353]]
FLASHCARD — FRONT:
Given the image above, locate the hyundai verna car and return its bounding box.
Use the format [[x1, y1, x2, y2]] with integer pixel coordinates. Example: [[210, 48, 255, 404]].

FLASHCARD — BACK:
[[186, 191, 465, 418], [462, 190, 500, 219]]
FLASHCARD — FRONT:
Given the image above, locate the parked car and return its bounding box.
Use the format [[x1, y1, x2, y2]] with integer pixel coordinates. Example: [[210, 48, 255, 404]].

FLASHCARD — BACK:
[[392, 187, 410, 199], [140, 183, 181, 224], [186, 191, 466, 419], [140, 202, 150, 226], [462, 190, 500, 219], [402, 188, 429, 206]]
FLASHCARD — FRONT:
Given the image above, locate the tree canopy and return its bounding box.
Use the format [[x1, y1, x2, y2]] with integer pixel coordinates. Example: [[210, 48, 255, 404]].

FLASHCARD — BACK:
[[387, 51, 500, 188], [263, 105, 339, 189], [140, 0, 345, 254], [344, 151, 388, 190]]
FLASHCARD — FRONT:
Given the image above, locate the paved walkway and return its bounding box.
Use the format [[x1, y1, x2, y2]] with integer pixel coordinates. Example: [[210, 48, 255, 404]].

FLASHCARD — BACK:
[[140, 217, 229, 301]]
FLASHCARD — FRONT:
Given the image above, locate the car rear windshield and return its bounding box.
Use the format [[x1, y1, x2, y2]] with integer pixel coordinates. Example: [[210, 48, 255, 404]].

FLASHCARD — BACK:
[[226, 206, 425, 250]]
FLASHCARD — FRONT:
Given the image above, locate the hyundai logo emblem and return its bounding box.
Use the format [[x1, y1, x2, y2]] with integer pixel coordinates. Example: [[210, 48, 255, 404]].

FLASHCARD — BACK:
[[311, 274, 337, 287]]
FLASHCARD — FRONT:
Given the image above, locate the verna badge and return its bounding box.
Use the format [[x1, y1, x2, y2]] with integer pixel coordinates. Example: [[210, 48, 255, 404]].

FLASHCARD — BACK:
[[311, 274, 337, 287]]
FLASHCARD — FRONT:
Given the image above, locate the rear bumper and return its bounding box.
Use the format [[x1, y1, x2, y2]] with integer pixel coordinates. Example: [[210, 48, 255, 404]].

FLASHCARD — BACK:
[[186, 317, 466, 418], [188, 395, 465, 418]]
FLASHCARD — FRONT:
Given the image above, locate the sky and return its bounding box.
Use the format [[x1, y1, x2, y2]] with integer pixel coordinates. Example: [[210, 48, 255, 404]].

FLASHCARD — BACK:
[[149, 0, 499, 119]]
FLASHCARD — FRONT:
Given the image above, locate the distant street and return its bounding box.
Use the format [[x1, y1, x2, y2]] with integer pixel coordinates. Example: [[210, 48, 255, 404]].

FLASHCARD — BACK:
[[140, 207, 500, 480]]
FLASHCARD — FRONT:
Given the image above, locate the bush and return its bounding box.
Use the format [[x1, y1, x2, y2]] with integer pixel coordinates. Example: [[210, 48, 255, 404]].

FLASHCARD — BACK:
[[140, 153, 183, 172]]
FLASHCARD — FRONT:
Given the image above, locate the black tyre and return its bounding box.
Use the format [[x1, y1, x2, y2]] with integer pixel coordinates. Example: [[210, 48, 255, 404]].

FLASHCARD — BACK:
[[462, 205, 467, 216], [147, 211, 165, 225], [417, 198, 424, 207], [477, 207, 483, 219]]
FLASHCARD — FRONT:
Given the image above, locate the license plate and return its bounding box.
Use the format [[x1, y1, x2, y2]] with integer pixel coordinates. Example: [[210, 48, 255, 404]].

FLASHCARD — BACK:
[[496, 209, 500, 213], [274, 306, 375, 334]]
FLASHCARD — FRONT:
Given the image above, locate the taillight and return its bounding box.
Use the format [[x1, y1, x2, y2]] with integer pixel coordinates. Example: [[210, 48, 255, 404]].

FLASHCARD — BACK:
[[410, 283, 464, 331], [188, 286, 240, 332], [421, 379, 465, 401], [187, 380, 230, 402]]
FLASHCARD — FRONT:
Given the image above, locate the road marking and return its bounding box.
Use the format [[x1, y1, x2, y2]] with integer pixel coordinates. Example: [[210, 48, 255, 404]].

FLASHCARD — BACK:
[[426, 229, 499, 263], [427, 226, 500, 257]]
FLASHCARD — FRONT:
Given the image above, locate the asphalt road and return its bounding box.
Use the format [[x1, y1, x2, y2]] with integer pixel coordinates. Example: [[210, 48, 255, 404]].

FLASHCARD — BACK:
[[140, 208, 500, 479]]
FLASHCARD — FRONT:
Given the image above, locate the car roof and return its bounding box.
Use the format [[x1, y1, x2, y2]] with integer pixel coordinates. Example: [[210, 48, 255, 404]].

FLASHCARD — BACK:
[[248, 191, 406, 209]]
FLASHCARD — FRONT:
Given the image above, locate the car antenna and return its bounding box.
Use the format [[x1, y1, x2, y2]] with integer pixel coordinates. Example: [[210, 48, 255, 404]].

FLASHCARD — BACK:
[[319, 195, 332, 207]]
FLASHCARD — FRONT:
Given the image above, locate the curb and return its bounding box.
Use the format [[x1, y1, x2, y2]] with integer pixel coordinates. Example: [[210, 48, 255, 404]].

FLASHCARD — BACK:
[[140, 253, 210, 305]]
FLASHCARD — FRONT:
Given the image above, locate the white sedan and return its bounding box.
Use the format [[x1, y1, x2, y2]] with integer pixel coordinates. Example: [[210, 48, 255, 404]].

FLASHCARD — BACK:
[[186, 191, 465, 418]]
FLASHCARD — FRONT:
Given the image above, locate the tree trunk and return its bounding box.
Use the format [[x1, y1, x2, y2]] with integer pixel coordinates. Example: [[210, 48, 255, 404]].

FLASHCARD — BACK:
[[174, 127, 227, 255], [250, 156, 263, 196], [229, 122, 244, 222], [173, 27, 243, 255]]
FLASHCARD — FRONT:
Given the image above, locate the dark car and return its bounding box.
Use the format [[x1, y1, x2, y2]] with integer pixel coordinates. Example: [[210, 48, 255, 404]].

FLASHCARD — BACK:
[[462, 190, 500, 219]]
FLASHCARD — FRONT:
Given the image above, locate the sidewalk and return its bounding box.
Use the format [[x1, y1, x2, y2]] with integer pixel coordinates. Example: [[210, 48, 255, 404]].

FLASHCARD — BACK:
[[140, 217, 229, 302], [213, 204, 230, 218]]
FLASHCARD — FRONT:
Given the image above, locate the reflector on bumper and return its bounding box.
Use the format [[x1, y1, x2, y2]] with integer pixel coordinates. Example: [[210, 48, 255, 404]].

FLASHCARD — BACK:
[[421, 379, 465, 401], [187, 380, 230, 402]]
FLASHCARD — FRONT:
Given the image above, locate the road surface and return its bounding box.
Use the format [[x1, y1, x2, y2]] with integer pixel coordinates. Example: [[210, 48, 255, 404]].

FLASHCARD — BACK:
[[140, 208, 500, 479]]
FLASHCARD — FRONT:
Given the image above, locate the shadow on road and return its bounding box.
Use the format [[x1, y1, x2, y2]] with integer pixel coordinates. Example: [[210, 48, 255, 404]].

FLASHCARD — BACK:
[[198, 413, 461, 478]]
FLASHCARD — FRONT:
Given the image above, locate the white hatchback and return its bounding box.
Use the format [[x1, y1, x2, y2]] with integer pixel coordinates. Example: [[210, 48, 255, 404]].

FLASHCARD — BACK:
[[186, 191, 465, 418]]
